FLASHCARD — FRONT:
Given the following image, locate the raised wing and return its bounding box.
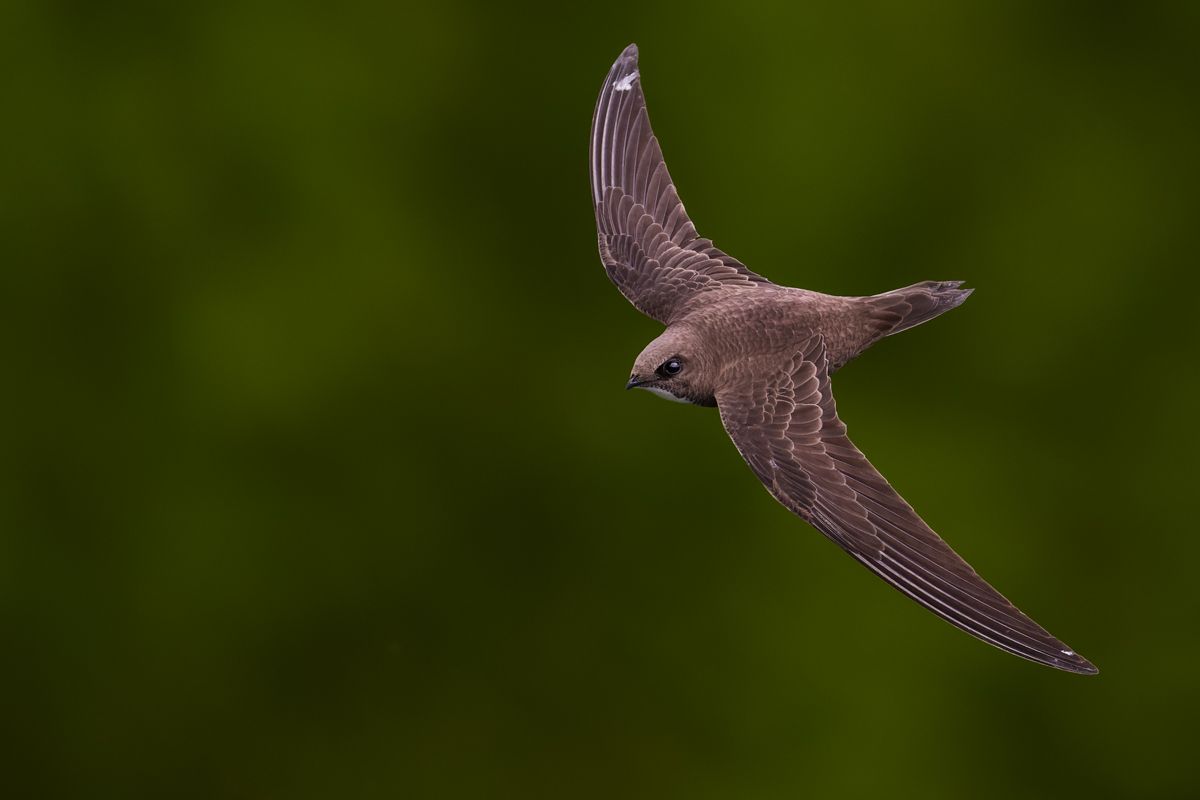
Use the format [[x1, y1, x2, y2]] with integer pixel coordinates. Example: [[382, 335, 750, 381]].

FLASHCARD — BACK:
[[715, 335, 1097, 674], [590, 44, 770, 324]]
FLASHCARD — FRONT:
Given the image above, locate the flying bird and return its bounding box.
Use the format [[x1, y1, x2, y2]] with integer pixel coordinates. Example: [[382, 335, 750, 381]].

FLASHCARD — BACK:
[[589, 44, 1096, 674]]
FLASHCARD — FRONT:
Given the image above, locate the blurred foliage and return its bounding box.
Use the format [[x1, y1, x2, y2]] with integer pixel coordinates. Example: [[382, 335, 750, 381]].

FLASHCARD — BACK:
[[2, 0, 1198, 797]]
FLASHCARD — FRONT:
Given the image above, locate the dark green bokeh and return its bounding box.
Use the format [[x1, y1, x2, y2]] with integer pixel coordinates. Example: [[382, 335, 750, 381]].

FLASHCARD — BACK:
[[3, 1, 1198, 797]]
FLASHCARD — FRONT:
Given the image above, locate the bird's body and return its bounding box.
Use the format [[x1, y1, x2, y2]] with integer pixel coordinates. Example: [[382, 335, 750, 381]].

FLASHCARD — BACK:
[[627, 280, 973, 407], [590, 44, 1097, 674]]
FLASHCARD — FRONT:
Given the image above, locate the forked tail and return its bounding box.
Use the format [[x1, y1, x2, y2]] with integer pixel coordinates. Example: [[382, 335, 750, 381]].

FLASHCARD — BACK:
[[867, 280, 974, 338]]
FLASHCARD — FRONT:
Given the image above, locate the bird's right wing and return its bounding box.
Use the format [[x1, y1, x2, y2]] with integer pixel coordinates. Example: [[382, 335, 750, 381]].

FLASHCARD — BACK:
[[715, 334, 1097, 674], [590, 44, 770, 325]]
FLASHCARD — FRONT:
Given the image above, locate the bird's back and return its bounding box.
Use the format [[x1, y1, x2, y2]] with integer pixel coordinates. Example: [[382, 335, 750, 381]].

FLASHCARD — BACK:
[[676, 286, 875, 372], [678, 279, 973, 372]]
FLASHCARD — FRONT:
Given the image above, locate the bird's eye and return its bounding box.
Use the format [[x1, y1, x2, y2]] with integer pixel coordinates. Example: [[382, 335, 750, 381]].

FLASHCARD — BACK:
[[660, 358, 683, 376]]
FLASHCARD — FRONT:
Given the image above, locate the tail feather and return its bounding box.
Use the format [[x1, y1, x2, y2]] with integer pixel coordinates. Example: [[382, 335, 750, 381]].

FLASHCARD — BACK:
[[868, 280, 974, 338]]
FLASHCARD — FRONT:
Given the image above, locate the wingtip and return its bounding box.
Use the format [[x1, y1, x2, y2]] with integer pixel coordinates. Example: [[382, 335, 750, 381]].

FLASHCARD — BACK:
[[1054, 650, 1099, 675], [610, 43, 638, 72], [602, 44, 641, 94], [1074, 659, 1100, 676]]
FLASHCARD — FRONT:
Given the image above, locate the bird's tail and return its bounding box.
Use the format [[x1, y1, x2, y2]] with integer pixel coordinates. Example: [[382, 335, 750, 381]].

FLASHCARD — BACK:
[[866, 280, 974, 338]]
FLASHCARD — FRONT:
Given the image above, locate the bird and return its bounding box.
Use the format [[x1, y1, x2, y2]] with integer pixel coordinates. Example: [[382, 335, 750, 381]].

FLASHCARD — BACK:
[[589, 43, 1097, 675]]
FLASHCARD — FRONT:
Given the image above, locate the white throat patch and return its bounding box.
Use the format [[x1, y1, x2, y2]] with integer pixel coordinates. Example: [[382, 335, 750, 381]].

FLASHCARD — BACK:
[[639, 385, 692, 404]]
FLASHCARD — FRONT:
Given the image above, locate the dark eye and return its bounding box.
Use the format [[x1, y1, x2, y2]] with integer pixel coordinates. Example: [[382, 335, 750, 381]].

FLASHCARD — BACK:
[[660, 358, 682, 376]]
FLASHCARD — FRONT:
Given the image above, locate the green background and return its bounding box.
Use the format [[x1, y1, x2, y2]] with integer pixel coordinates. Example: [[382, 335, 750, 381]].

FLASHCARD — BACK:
[[4, 1, 1198, 797]]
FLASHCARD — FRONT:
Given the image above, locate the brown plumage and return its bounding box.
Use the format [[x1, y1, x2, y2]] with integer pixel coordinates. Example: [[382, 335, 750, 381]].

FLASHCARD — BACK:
[[590, 44, 1096, 675]]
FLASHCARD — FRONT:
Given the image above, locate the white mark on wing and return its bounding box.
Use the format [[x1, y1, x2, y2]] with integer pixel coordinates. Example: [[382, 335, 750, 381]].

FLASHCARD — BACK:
[[767, 458, 778, 469], [1061, 649, 1075, 656], [614, 71, 638, 92]]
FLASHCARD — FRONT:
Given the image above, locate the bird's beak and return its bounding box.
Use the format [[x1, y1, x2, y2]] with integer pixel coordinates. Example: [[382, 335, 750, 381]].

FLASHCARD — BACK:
[[626, 375, 645, 390]]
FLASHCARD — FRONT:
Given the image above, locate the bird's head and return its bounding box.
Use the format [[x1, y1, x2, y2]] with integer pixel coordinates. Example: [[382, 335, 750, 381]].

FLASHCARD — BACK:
[[626, 328, 715, 406]]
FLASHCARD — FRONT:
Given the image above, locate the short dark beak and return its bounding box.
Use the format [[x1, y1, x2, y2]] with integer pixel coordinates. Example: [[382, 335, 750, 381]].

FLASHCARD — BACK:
[[626, 375, 644, 390]]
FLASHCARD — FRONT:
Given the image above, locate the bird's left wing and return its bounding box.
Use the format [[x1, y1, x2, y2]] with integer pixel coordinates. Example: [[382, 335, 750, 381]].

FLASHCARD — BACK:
[[714, 335, 1097, 674], [590, 44, 770, 325]]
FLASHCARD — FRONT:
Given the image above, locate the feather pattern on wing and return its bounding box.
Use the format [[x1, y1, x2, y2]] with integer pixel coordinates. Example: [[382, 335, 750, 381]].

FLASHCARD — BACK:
[[715, 336, 1097, 674], [590, 44, 770, 324]]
